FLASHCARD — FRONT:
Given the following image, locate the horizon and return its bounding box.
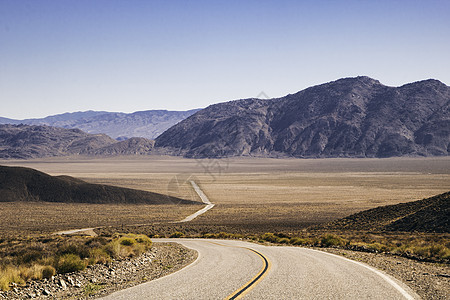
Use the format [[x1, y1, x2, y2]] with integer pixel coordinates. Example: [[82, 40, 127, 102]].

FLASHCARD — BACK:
[[1, 0, 449, 119], [0, 74, 448, 119]]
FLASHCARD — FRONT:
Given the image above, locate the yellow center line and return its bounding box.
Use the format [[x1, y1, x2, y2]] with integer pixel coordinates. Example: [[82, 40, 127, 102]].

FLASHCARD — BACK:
[[206, 241, 271, 300]]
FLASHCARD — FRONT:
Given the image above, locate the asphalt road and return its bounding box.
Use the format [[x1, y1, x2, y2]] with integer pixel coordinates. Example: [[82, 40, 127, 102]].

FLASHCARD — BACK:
[[101, 239, 419, 300], [176, 181, 215, 223]]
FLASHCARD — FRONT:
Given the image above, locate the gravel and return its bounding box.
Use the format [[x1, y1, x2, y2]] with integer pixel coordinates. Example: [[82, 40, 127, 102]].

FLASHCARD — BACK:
[[0, 242, 197, 299], [319, 247, 450, 299]]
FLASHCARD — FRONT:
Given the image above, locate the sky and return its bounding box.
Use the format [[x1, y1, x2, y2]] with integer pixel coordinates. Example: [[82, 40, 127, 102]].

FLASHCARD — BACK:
[[1, 0, 449, 119]]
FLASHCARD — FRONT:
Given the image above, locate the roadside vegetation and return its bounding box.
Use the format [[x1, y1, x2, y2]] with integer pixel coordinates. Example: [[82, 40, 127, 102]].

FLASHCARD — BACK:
[[0, 233, 152, 291], [157, 230, 450, 263]]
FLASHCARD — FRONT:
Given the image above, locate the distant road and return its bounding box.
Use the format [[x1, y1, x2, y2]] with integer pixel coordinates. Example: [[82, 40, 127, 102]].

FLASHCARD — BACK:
[[102, 239, 418, 300], [175, 181, 215, 222]]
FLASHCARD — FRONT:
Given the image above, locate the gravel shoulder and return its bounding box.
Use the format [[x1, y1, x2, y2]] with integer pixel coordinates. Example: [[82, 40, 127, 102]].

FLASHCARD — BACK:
[[0, 242, 197, 300], [319, 247, 449, 300]]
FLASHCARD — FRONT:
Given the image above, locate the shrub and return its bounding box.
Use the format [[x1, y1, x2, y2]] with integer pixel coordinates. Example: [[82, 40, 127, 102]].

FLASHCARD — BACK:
[[0, 266, 25, 291], [135, 234, 152, 247], [366, 242, 391, 253], [104, 234, 152, 259], [290, 237, 309, 245], [170, 232, 184, 238], [41, 265, 56, 279], [320, 234, 346, 247], [88, 248, 111, 265], [119, 237, 136, 246], [261, 233, 279, 243], [55, 254, 86, 273], [278, 238, 290, 244]]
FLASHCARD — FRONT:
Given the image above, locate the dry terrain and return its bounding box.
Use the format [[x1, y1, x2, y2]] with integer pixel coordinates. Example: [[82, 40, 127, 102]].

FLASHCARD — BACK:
[[0, 156, 449, 235]]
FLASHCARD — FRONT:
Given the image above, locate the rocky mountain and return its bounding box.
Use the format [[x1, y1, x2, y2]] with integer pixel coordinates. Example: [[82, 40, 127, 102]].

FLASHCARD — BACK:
[[91, 137, 155, 156], [0, 124, 155, 159], [0, 165, 199, 205], [155, 76, 450, 158], [0, 109, 200, 140], [319, 192, 449, 233]]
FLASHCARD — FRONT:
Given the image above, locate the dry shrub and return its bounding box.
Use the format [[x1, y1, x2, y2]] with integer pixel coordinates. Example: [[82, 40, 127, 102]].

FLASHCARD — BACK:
[[55, 254, 86, 273], [88, 248, 111, 265], [0, 266, 25, 291]]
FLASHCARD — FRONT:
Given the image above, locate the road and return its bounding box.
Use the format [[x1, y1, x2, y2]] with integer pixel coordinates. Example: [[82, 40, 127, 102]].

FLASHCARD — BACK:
[[101, 239, 419, 300], [175, 181, 215, 223]]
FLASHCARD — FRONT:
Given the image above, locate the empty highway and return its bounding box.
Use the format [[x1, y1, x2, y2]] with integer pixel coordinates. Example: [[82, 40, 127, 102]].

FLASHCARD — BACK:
[[101, 239, 418, 300]]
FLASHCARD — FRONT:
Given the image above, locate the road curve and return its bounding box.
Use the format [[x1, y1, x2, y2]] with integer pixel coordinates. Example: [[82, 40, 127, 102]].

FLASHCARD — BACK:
[[101, 239, 419, 300], [175, 181, 215, 223]]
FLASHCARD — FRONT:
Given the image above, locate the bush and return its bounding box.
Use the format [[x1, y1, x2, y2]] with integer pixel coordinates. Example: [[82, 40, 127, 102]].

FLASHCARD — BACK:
[[261, 233, 279, 243], [55, 254, 86, 273], [320, 234, 346, 247], [278, 238, 290, 244], [41, 265, 56, 279], [0, 266, 25, 291], [105, 234, 152, 259], [88, 248, 111, 265], [119, 237, 136, 246], [290, 237, 309, 245], [366, 242, 391, 253], [170, 232, 184, 238]]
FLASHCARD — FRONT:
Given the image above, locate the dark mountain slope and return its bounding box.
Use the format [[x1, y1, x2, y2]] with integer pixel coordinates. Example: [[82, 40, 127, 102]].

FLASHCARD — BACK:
[[320, 192, 449, 233], [0, 165, 199, 205], [155, 77, 450, 158]]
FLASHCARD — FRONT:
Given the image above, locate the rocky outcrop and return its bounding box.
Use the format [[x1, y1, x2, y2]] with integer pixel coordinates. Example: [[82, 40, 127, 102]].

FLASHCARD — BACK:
[[155, 77, 450, 158]]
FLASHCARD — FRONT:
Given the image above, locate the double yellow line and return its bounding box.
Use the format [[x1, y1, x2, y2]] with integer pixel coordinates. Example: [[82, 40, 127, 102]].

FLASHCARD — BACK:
[[207, 241, 271, 300]]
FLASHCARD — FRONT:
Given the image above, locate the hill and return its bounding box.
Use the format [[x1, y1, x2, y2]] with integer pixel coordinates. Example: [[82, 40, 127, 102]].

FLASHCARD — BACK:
[[0, 124, 117, 159], [155, 76, 450, 158], [0, 109, 200, 140], [0, 124, 157, 159], [320, 192, 449, 233], [0, 165, 199, 205]]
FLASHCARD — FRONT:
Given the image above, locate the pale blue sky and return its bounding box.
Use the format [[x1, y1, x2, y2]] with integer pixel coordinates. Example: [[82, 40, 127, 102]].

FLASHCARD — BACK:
[[1, 0, 449, 119]]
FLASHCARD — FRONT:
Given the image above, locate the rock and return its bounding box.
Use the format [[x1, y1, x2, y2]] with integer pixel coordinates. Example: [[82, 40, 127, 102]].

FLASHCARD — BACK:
[[59, 279, 67, 289], [66, 277, 75, 286]]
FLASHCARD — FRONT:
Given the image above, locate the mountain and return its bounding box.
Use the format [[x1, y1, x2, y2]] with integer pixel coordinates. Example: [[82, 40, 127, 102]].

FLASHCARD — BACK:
[[0, 109, 201, 140], [319, 192, 449, 233], [0, 165, 199, 205], [0, 124, 118, 159], [155, 76, 450, 158], [91, 137, 155, 156]]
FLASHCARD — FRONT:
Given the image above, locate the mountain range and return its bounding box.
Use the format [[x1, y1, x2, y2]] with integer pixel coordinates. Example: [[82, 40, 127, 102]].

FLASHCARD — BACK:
[[0, 109, 200, 140], [155, 76, 450, 158], [0, 124, 156, 159], [1, 76, 449, 159]]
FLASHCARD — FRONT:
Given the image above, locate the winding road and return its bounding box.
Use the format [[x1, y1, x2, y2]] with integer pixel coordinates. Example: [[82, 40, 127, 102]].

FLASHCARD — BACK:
[[101, 239, 419, 300], [175, 180, 215, 223]]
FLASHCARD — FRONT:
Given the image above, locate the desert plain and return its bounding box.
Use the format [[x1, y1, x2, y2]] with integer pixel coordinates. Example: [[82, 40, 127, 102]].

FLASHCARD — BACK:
[[1, 156, 448, 236]]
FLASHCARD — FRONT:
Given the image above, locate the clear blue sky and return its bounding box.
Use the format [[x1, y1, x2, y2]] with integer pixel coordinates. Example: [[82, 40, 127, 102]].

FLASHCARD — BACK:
[[1, 0, 449, 119]]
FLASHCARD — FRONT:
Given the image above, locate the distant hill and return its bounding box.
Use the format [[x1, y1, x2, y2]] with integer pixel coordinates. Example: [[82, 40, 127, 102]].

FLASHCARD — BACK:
[[91, 137, 155, 156], [0, 124, 155, 159], [0, 109, 200, 140], [0, 165, 199, 205], [320, 192, 449, 233], [155, 76, 450, 158]]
